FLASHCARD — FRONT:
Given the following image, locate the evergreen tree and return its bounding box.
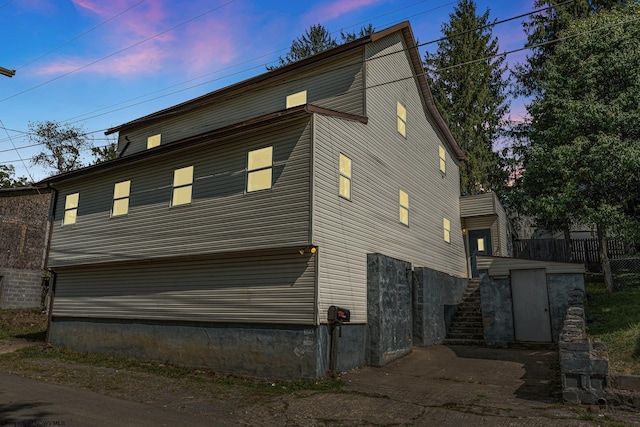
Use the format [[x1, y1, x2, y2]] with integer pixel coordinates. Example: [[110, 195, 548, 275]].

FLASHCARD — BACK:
[[514, 0, 625, 97], [424, 0, 509, 195], [267, 24, 374, 70], [522, 4, 640, 291]]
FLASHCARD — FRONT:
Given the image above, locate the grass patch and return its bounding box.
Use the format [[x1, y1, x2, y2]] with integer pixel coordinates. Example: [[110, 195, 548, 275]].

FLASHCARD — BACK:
[[585, 281, 640, 375], [0, 344, 343, 395], [0, 308, 47, 341]]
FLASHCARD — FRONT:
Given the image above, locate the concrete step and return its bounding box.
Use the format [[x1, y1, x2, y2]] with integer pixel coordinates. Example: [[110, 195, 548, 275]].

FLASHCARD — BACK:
[[446, 332, 484, 340], [449, 322, 483, 329], [443, 338, 485, 346]]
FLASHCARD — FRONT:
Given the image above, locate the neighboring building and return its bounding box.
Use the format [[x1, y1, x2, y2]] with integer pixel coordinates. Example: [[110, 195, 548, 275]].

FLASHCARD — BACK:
[[0, 187, 52, 309], [39, 22, 469, 377]]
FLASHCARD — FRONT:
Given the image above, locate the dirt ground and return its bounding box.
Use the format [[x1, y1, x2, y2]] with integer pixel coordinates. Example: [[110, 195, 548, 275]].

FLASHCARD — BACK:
[[1, 341, 639, 426]]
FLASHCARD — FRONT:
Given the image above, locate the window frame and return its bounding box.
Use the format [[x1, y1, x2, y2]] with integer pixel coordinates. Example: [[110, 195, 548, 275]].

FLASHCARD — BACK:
[[339, 153, 352, 200], [246, 146, 273, 193], [171, 166, 194, 207], [286, 90, 307, 108], [111, 180, 131, 217], [397, 101, 407, 137], [439, 145, 446, 174], [399, 189, 409, 226], [63, 192, 79, 226], [147, 134, 161, 149], [443, 217, 451, 243]]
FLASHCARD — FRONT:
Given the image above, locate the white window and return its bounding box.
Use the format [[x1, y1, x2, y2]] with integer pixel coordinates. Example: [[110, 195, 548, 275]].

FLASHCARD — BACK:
[[339, 154, 352, 200], [399, 190, 409, 226], [247, 146, 273, 192], [63, 193, 79, 225], [172, 166, 194, 206], [443, 217, 451, 243], [439, 145, 446, 174], [112, 180, 131, 217], [397, 101, 407, 137], [286, 90, 307, 108], [147, 134, 161, 149]]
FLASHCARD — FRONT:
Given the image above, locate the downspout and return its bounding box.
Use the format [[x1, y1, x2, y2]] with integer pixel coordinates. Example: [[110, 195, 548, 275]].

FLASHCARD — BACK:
[[43, 183, 58, 344]]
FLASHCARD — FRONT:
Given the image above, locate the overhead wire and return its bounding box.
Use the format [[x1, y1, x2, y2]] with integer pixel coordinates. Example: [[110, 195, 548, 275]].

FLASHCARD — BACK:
[[0, 0, 239, 104], [4, 0, 619, 167], [16, 0, 146, 71]]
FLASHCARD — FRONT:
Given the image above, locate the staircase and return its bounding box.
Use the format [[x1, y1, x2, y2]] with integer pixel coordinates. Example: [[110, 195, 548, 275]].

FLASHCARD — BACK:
[[444, 280, 484, 345]]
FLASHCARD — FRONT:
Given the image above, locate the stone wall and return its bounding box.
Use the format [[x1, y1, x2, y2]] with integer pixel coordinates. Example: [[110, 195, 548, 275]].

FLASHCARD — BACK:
[[559, 289, 610, 404], [413, 267, 467, 346], [366, 253, 413, 366], [0, 188, 51, 309], [0, 267, 45, 309]]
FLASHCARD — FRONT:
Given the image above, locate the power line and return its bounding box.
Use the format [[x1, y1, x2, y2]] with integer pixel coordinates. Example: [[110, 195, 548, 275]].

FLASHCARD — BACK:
[[4, 0, 616, 160], [0, 0, 239, 104], [17, 0, 146, 71], [0, 119, 36, 183]]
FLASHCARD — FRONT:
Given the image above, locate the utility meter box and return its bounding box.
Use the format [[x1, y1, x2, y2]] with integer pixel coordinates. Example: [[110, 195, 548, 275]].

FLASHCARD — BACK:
[[327, 306, 350, 323]]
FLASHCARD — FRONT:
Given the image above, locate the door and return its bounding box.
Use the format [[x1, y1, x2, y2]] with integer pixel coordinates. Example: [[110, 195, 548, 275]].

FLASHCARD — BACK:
[[469, 229, 492, 278], [511, 269, 552, 342]]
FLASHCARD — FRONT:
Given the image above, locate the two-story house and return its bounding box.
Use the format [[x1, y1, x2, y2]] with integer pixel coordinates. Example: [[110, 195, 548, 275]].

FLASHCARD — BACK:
[[39, 22, 468, 378]]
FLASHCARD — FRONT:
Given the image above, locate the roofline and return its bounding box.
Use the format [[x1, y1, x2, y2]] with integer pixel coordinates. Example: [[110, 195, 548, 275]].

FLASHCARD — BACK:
[[0, 186, 52, 196], [105, 21, 465, 161], [105, 37, 372, 136], [39, 105, 366, 186]]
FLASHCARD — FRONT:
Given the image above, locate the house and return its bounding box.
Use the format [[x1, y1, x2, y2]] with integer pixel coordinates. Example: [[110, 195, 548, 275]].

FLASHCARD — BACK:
[[459, 192, 513, 277], [38, 22, 469, 378], [0, 187, 52, 309]]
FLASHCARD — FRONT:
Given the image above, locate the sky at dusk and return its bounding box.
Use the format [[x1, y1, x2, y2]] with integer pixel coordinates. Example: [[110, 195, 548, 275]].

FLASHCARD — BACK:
[[0, 0, 535, 182]]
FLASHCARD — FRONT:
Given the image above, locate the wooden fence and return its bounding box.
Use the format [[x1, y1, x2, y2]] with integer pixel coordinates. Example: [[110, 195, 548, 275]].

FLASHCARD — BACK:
[[513, 238, 631, 268]]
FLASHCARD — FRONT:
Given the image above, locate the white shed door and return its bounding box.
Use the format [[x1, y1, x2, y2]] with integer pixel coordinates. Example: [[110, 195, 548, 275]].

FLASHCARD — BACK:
[[511, 269, 552, 342]]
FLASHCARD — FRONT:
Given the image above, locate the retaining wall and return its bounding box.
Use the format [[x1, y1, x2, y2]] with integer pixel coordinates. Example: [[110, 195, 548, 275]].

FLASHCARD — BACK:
[[0, 267, 44, 309]]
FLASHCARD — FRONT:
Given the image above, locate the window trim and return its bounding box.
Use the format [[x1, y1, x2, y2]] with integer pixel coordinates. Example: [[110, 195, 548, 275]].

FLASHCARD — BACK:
[[397, 101, 407, 137], [339, 153, 352, 200], [439, 145, 446, 174], [246, 146, 273, 193], [399, 189, 409, 226], [443, 217, 451, 243], [111, 180, 131, 217], [171, 166, 194, 207], [286, 90, 307, 108], [147, 134, 161, 149], [63, 192, 79, 226]]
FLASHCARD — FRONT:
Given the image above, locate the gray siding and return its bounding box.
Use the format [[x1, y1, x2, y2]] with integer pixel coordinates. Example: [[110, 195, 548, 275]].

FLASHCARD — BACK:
[[118, 52, 364, 156], [52, 250, 316, 324], [312, 33, 467, 324], [459, 193, 495, 217], [461, 193, 511, 257], [50, 117, 312, 267]]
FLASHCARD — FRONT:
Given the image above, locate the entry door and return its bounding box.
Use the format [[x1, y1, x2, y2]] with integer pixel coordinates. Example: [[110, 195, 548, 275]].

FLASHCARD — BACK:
[[469, 229, 492, 277], [511, 269, 552, 342]]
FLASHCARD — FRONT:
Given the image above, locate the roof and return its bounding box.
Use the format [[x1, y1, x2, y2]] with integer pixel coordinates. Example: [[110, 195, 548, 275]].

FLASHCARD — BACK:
[[105, 21, 465, 161], [0, 186, 52, 197], [38, 105, 362, 186]]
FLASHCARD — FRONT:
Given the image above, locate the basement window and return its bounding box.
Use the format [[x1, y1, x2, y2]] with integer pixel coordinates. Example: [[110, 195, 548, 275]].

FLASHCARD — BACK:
[[63, 193, 79, 225], [443, 217, 451, 243], [397, 101, 407, 137], [439, 145, 446, 174], [286, 90, 307, 108], [112, 180, 131, 217], [171, 166, 194, 206], [399, 190, 409, 226], [147, 134, 161, 149], [247, 146, 273, 192], [339, 153, 352, 200]]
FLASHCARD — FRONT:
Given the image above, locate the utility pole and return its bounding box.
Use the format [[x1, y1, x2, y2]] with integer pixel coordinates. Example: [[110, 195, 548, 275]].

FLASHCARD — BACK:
[[0, 66, 15, 78]]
